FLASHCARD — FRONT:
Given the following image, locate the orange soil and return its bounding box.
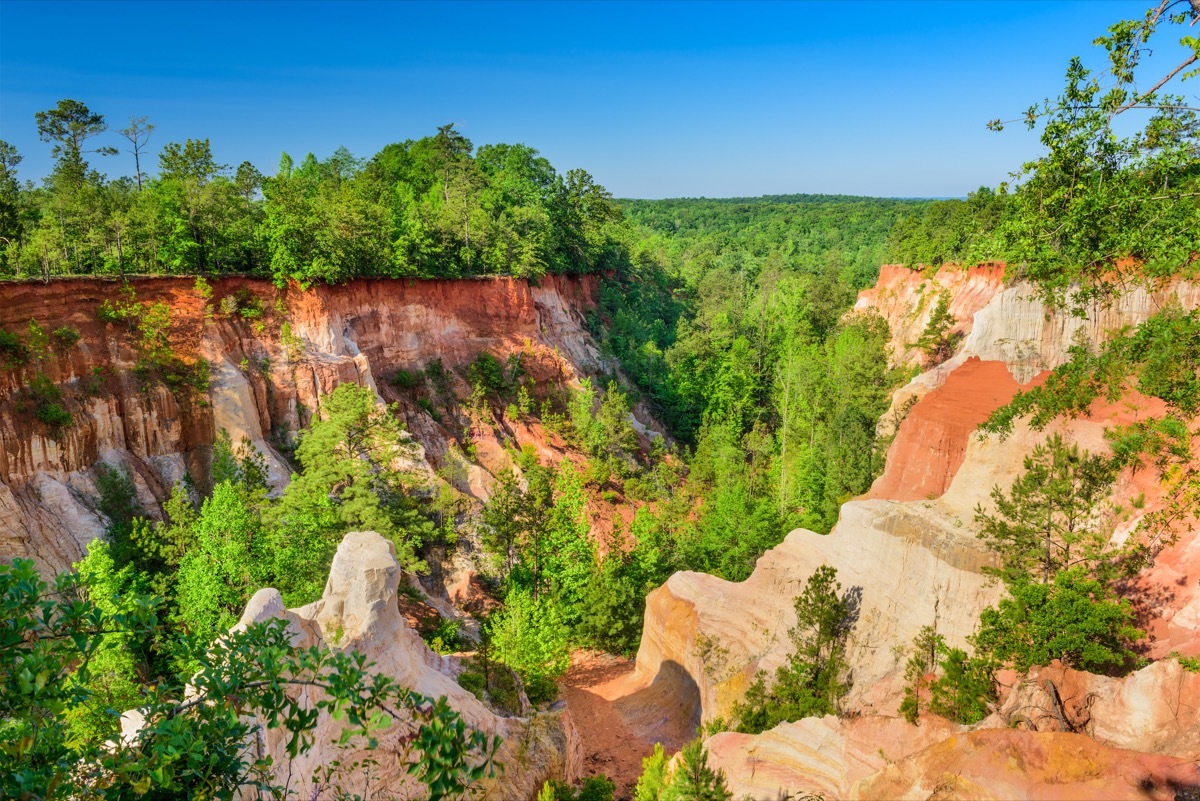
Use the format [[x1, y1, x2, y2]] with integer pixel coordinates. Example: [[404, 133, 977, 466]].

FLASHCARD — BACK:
[[561, 651, 696, 799]]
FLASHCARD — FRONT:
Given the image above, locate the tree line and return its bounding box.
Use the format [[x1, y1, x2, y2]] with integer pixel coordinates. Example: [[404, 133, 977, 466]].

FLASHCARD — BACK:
[[0, 103, 625, 284]]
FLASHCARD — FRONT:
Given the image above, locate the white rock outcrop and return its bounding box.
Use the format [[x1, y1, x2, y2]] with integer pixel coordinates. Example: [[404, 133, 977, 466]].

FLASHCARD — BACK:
[[215, 531, 568, 800]]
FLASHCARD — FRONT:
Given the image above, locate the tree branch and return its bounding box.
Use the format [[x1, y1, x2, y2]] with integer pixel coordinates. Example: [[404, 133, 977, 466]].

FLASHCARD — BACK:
[[1112, 54, 1200, 115]]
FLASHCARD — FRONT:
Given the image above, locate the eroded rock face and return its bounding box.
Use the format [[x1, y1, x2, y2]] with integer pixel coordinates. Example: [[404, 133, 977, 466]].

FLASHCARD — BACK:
[[704, 715, 963, 800], [989, 660, 1200, 760], [0, 275, 607, 572], [849, 729, 1200, 801], [633, 499, 1003, 724], [229, 531, 569, 800]]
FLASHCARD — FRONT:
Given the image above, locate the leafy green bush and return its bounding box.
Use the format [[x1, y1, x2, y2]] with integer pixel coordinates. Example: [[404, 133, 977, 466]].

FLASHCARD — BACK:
[[0, 329, 28, 367], [466, 352, 513, 396], [0, 558, 501, 800], [27, 373, 71, 430], [488, 588, 570, 704], [974, 568, 1142, 674], [927, 647, 996, 725], [539, 775, 616, 801], [389, 368, 421, 390], [423, 617, 465, 655], [50, 326, 81, 349]]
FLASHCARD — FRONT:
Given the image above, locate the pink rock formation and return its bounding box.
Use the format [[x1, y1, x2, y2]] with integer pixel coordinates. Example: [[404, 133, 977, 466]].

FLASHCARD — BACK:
[[850, 730, 1200, 801]]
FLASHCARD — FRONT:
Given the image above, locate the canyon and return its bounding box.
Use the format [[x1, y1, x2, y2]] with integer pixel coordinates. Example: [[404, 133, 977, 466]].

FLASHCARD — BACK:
[[628, 264, 1200, 798], [2, 265, 1199, 799]]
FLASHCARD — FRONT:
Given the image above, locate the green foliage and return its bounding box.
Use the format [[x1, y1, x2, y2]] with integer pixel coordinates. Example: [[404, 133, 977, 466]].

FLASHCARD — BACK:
[[175, 480, 263, 641], [987, 6, 1200, 306], [883, 187, 1006, 268], [578, 513, 673, 654], [541, 775, 617, 801], [467, 351, 515, 397], [423, 617, 465, 655], [970, 433, 1142, 680], [733, 566, 856, 733], [94, 462, 139, 545], [0, 557, 501, 800], [634, 742, 671, 801], [899, 625, 945, 725], [64, 541, 145, 743], [983, 307, 1200, 438], [0, 558, 157, 799], [27, 372, 72, 430], [50, 325, 81, 349], [0, 328, 28, 367], [927, 646, 996, 725], [487, 587, 570, 703], [660, 739, 732, 801], [974, 568, 1142, 674], [266, 383, 433, 603], [975, 433, 1118, 585], [908, 292, 962, 367], [389, 367, 421, 390]]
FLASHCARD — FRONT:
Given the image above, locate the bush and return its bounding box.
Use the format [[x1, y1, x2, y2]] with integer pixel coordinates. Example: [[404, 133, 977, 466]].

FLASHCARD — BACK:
[[488, 588, 570, 704], [389, 368, 421, 390], [539, 775, 616, 801], [928, 647, 996, 725], [28, 373, 71, 430], [974, 567, 1142, 675], [466, 352, 512, 396], [0, 329, 28, 367], [423, 617, 465, 655], [217, 288, 263, 319], [51, 326, 82, 349], [83, 366, 106, 396]]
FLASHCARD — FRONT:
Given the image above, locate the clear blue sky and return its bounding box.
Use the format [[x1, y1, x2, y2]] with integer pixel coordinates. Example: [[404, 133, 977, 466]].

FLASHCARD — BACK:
[[0, 0, 1134, 198]]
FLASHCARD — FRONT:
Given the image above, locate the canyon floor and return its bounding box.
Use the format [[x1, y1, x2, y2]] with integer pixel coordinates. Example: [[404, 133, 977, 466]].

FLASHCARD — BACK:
[[562, 652, 696, 797]]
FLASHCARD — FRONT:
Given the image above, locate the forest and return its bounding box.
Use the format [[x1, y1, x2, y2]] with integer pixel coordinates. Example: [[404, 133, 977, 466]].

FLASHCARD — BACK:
[[3, 0, 1200, 798]]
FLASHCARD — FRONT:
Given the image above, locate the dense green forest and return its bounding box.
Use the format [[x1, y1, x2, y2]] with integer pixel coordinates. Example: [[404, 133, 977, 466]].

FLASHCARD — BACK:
[[0, 116, 623, 284]]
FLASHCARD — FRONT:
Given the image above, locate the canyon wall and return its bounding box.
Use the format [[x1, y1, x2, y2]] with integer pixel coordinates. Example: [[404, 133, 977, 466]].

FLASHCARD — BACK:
[[635, 264, 1200, 798], [0, 274, 606, 573]]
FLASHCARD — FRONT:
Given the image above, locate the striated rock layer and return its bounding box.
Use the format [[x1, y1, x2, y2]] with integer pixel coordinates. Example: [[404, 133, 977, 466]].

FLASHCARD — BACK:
[[0, 275, 604, 572], [637, 266, 1200, 799]]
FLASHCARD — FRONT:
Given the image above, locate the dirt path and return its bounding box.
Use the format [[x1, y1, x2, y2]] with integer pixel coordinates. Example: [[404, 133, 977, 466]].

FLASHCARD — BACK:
[[560, 651, 697, 800]]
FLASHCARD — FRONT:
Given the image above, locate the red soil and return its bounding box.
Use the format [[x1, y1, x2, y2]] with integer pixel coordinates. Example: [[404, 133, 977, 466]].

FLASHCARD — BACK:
[[868, 357, 1042, 501]]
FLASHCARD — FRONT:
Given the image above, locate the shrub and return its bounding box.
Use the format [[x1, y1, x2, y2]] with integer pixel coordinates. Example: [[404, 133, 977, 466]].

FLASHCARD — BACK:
[[423, 617, 465, 655], [51, 326, 82, 349], [540, 776, 616, 801], [974, 567, 1142, 674], [28, 373, 71, 430], [928, 647, 996, 725], [82, 366, 106, 396], [390, 368, 421, 390], [466, 352, 511, 396], [280, 321, 304, 360], [488, 588, 570, 704], [0, 329, 28, 367], [193, 275, 213, 299]]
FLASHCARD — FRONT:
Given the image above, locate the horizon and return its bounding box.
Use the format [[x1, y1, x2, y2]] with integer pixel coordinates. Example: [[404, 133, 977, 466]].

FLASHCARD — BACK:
[[0, 1, 1144, 198]]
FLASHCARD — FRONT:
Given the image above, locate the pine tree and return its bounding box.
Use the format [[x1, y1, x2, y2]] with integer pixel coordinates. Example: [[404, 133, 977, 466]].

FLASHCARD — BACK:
[[662, 740, 732, 801]]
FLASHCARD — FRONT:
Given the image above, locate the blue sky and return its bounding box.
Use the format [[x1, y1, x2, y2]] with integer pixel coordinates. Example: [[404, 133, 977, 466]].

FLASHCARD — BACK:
[[0, 1, 1138, 198]]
